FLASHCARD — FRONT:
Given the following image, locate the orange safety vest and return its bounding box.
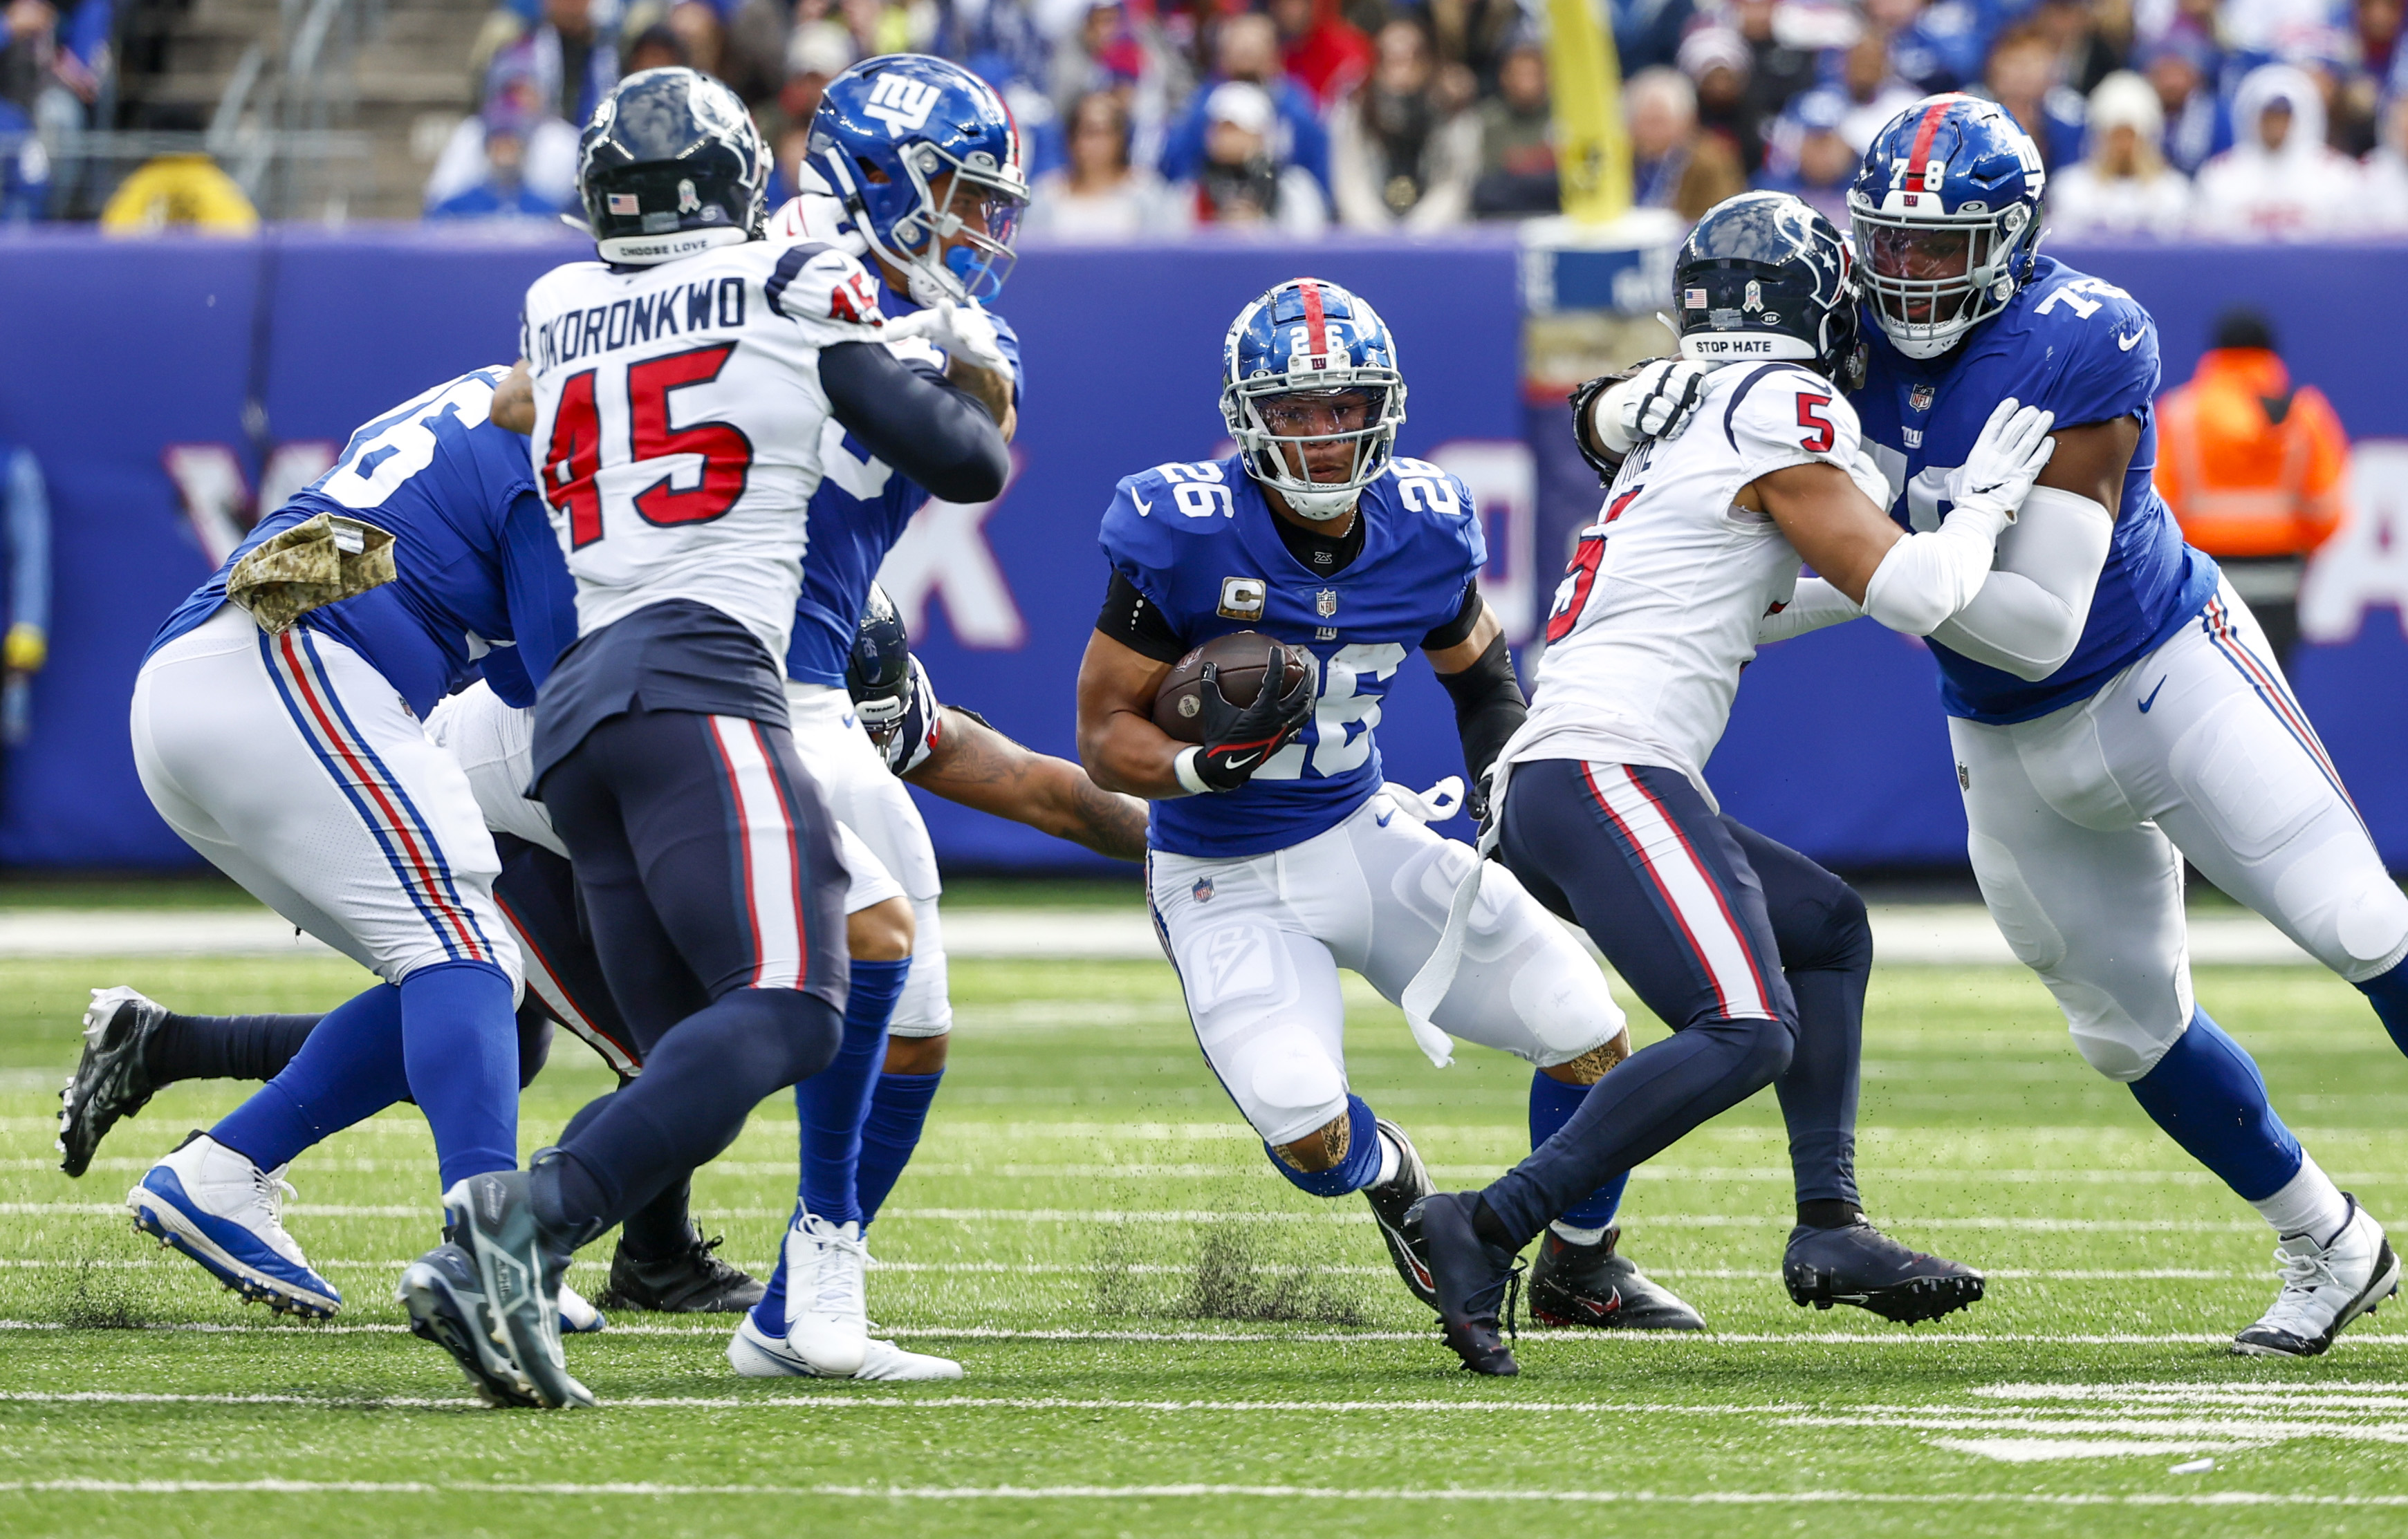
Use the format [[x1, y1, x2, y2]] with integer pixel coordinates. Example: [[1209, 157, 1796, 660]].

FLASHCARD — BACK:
[[2154, 348, 2349, 559]]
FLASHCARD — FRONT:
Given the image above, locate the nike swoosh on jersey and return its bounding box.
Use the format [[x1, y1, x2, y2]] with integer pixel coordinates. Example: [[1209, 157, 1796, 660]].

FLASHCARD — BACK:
[[2117, 330, 2142, 351], [2138, 676, 2167, 712], [1133, 492, 1154, 516]]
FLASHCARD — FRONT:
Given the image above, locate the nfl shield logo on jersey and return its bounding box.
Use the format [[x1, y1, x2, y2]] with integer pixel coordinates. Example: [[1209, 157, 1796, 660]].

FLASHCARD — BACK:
[[1192, 877, 1214, 904], [1316, 590, 1338, 618], [1909, 384, 1936, 413]]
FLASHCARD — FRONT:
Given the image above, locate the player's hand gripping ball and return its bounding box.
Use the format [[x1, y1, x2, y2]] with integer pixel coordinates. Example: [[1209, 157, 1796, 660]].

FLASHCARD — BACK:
[[1155, 632, 1317, 791]]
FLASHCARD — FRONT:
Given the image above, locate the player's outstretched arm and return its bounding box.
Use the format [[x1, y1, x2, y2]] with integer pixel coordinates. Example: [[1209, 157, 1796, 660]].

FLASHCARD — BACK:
[[907, 706, 1149, 861], [819, 342, 1010, 505], [491, 360, 536, 435], [1927, 416, 2132, 680], [1076, 630, 1188, 799]]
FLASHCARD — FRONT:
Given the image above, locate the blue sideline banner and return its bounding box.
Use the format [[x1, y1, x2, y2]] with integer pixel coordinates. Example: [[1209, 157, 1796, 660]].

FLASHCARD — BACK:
[[1, 227, 2403, 873]]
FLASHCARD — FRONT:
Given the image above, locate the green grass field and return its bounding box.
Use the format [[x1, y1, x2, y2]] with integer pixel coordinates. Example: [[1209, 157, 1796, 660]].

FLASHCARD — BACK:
[[1, 944, 2406, 1536]]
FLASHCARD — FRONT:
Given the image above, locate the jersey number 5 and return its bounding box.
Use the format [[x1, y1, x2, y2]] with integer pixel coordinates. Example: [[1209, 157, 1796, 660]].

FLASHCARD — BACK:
[[1796, 393, 1835, 454], [545, 344, 757, 548]]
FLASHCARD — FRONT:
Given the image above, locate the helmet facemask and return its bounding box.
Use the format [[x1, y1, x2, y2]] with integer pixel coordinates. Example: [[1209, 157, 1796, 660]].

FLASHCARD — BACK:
[[1223, 380, 1405, 522], [1851, 200, 2038, 360], [831, 141, 1028, 307]]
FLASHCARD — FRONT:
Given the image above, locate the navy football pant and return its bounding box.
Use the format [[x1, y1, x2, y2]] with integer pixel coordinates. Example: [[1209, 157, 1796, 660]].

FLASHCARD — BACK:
[[1481, 759, 1869, 1244], [537, 708, 849, 1234]]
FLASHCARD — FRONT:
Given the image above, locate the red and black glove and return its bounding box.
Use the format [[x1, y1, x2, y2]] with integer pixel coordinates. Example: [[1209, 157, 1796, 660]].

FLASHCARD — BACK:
[[1189, 643, 1317, 792]]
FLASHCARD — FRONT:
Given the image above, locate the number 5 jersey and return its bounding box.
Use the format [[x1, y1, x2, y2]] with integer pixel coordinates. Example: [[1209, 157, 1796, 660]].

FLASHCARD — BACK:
[[1511, 362, 1880, 804], [521, 239, 890, 664]]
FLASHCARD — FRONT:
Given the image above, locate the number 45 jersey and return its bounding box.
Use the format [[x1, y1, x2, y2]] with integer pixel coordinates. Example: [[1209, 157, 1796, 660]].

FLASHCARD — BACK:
[[1514, 362, 1876, 805], [1855, 254, 2219, 725], [521, 239, 889, 661], [1100, 453, 1483, 859]]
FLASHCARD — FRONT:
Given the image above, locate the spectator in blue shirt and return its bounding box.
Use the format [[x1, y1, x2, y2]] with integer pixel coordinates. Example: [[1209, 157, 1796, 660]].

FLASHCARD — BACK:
[[1753, 86, 1855, 223], [427, 79, 565, 220], [2145, 31, 2232, 174], [1156, 12, 1331, 196]]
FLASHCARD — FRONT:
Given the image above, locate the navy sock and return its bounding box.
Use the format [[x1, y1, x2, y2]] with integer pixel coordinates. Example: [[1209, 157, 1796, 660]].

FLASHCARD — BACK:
[[2129, 1007, 2304, 1202], [620, 1178, 696, 1259], [211, 985, 405, 1170], [400, 960, 521, 1190], [1530, 1071, 1629, 1229], [796, 956, 910, 1229], [1263, 1094, 1383, 1197], [2357, 955, 2408, 1061], [151, 1013, 323, 1087], [1772, 964, 1865, 1210], [858, 1068, 944, 1226]]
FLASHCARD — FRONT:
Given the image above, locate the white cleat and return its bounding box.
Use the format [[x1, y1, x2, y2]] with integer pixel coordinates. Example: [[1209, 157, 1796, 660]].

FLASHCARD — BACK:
[[780, 1213, 869, 1377], [557, 1279, 607, 1334], [2233, 1193, 2401, 1357], [127, 1131, 340, 1318], [725, 1313, 962, 1381]]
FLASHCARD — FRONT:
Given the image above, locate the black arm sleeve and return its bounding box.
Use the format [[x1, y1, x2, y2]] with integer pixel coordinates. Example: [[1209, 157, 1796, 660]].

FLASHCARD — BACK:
[[1095, 570, 1189, 663], [1434, 632, 1526, 785], [818, 341, 1010, 504], [1419, 579, 1483, 651]]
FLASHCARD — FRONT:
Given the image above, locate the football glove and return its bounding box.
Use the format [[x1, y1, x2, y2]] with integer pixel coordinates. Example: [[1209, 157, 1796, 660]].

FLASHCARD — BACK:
[[1598, 359, 1710, 451], [1190, 644, 1316, 793], [1952, 398, 2057, 523], [887, 297, 1014, 380]]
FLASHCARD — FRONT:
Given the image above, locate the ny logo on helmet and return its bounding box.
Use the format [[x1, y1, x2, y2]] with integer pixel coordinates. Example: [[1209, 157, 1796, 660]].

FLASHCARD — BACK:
[[864, 74, 943, 136]]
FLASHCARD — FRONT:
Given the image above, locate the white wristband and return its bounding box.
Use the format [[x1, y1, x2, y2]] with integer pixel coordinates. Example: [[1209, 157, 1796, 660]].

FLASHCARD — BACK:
[[1173, 746, 1213, 796]]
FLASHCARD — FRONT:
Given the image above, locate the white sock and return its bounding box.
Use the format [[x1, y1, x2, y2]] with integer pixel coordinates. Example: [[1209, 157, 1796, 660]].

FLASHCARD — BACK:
[[2253, 1153, 2351, 1242], [1373, 1130, 1402, 1188], [1550, 1220, 1609, 1247]]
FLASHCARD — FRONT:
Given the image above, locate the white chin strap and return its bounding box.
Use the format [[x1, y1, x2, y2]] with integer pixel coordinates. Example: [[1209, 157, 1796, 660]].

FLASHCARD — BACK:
[[1281, 483, 1359, 521], [1881, 324, 1964, 360]]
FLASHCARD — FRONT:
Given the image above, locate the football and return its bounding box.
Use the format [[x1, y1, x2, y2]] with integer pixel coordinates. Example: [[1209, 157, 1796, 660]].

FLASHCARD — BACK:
[[1152, 631, 1310, 743]]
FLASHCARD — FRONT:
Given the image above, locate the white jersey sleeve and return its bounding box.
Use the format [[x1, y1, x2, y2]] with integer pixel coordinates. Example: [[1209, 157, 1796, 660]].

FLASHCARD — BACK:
[[1722, 364, 1864, 484]]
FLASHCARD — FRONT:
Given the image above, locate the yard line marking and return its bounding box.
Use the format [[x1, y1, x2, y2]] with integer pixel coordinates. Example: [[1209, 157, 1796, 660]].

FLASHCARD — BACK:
[[2, 1480, 2407, 1506], [0, 1390, 1794, 1415]]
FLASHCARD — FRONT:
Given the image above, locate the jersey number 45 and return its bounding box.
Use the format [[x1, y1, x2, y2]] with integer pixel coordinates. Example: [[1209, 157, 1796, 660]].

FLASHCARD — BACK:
[[543, 344, 757, 547]]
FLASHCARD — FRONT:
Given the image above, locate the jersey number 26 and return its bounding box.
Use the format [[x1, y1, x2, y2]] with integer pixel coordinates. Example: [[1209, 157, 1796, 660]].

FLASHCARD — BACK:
[[544, 343, 757, 548]]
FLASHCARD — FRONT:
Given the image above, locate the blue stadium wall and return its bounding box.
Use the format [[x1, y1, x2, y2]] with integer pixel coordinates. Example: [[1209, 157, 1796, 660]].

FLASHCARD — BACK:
[[4, 227, 2405, 873]]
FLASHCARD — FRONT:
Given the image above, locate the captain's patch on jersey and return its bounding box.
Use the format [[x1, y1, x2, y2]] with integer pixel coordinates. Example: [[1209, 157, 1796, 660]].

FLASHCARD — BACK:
[[1218, 577, 1266, 620]]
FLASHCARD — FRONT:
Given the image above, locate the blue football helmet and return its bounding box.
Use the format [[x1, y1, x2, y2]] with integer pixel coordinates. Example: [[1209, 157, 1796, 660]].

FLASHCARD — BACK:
[[577, 68, 770, 266], [1846, 94, 2046, 359], [808, 55, 1029, 307], [1674, 192, 1860, 386], [1220, 278, 1408, 523]]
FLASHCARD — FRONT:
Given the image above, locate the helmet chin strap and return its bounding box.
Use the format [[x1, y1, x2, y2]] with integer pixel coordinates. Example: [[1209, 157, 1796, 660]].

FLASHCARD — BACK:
[[818, 147, 965, 308], [1279, 483, 1360, 521]]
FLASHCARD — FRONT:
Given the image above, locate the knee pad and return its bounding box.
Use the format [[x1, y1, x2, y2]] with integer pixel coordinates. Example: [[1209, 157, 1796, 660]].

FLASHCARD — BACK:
[[710, 986, 844, 1084], [1263, 1094, 1382, 1197], [2064, 984, 2192, 1082], [2332, 873, 2408, 980], [1967, 832, 2068, 974], [1228, 1029, 1349, 1148]]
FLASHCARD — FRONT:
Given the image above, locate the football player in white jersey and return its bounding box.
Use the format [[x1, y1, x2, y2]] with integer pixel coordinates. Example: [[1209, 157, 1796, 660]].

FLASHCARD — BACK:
[[1412, 193, 2058, 1374], [409, 67, 1012, 1408]]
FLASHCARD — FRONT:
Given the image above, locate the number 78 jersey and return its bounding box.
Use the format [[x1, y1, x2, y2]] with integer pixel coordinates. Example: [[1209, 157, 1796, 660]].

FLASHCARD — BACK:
[[1100, 453, 1484, 859], [1515, 362, 1866, 803], [521, 239, 888, 662]]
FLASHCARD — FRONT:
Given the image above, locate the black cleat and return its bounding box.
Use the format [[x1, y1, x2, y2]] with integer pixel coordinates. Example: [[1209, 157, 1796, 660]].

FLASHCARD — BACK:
[[1528, 1227, 1705, 1331], [57, 987, 170, 1177], [410, 1167, 595, 1409], [597, 1225, 764, 1314], [1413, 1191, 1522, 1376], [1783, 1218, 1983, 1324], [397, 1242, 542, 1408], [1360, 1117, 1438, 1310]]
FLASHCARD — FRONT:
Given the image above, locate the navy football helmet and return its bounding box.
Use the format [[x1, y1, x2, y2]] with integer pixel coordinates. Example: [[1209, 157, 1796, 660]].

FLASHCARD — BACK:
[[846, 582, 914, 739], [577, 68, 770, 265], [1674, 192, 1860, 386], [1846, 94, 2047, 358], [1220, 277, 1408, 523], [809, 55, 1029, 306]]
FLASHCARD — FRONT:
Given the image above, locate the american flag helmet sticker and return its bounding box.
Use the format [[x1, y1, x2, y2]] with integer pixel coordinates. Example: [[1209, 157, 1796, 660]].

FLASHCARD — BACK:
[[608, 193, 640, 215], [1685, 287, 1708, 308]]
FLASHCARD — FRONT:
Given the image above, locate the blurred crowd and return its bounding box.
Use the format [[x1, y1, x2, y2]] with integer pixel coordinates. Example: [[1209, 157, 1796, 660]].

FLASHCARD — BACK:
[[421, 0, 2408, 239]]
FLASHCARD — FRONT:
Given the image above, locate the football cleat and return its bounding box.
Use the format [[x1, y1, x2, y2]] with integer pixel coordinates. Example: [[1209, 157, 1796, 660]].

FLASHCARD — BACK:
[[557, 1279, 608, 1334], [1412, 1191, 1522, 1376], [2234, 1194, 2401, 1358], [1361, 1117, 1438, 1309], [1783, 1218, 1984, 1324], [59, 987, 171, 1177], [781, 1213, 869, 1377], [597, 1225, 764, 1314], [127, 1131, 340, 1318], [425, 1169, 593, 1409], [726, 1313, 965, 1381], [1528, 1226, 1706, 1331], [398, 1242, 541, 1408]]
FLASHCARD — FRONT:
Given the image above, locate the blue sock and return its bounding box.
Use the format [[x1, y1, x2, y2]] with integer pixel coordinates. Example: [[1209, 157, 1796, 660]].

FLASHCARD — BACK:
[[858, 1068, 945, 1226], [1531, 1070, 1630, 1229], [400, 960, 520, 1191], [212, 984, 407, 1170], [795, 957, 910, 1230], [1263, 1094, 1382, 1197], [2356, 955, 2408, 1060], [2129, 1007, 2304, 1202]]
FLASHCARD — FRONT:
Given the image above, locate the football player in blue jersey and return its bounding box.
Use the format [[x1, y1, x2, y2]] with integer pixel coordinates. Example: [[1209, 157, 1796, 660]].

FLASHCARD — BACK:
[[118, 366, 577, 1327], [1075, 277, 1706, 1332], [1602, 95, 2407, 1356]]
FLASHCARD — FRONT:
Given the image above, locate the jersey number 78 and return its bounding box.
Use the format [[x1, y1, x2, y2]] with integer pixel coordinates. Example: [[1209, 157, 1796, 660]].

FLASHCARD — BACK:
[[544, 343, 757, 548]]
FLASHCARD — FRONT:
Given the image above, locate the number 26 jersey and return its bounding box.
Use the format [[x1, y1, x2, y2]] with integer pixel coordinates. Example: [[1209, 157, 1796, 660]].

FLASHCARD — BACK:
[[520, 239, 889, 662], [1510, 362, 1871, 805]]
